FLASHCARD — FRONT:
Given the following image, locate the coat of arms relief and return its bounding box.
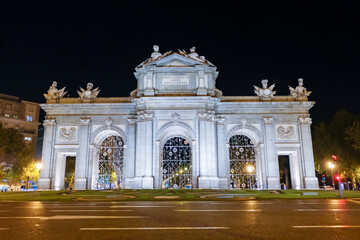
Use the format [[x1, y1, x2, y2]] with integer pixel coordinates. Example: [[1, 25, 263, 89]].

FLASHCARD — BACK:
[[58, 126, 78, 141], [276, 125, 296, 140]]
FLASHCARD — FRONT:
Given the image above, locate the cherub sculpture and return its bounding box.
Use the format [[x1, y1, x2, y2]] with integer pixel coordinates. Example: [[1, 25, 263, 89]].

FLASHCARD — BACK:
[[254, 79, 276, 99], [44, 81, 67, 100], [289, 78, 311, 100], [77, 82, 100, 101]]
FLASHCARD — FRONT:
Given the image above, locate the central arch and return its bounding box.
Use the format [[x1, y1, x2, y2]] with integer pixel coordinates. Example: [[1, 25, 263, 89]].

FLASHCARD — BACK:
[[162, 137, 192, 189]]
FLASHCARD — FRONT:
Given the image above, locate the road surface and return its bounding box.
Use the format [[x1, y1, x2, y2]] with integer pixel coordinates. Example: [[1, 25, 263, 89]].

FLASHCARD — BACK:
[[1, 199, 360, 239]]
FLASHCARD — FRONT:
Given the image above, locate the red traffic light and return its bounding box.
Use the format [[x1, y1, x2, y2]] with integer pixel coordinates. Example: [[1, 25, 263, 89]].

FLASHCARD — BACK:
[[335, 175, 340, 181], [332, 155, 338, 160]]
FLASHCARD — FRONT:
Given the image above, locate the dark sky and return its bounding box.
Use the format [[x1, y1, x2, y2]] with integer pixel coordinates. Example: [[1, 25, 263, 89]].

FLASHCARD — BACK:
[[1, 1, 359, 125]]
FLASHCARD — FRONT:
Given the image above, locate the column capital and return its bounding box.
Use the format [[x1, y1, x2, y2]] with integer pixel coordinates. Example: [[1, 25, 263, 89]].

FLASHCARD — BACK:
[[127, 117, 138, 126], [299, 117, 312, 125], [215, 116, 226, 125], [43, 118, 56, 126], [137, 111, 154, 122], [80, 117, 91, 126], [263, 116, 274, 125]]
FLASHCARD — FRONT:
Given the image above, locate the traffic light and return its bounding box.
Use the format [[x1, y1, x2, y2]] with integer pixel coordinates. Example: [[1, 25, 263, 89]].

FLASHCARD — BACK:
[[322, 174, 326, 180], [335, 175, 340, 181], [332, 155, 338, 161]]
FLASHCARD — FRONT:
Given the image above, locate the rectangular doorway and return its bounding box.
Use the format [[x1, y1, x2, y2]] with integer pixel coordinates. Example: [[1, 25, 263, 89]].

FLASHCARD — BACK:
[[278, 155, 292, 189], [64, 156, 76, 190]]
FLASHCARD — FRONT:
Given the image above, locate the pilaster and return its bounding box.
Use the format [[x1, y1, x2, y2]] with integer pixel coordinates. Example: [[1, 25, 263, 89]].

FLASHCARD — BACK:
[[299, 117, 319, 189], [38, 118, 56, 190], [74, 117, 91, 190], [263, 116, 280, 189]]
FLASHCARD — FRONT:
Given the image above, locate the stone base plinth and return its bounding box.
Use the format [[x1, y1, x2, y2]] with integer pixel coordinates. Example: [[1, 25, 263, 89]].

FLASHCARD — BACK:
[[304, 176, 319, 190], [74, 177, 87, 190], [132, 176, 154, 189], [38, 178, 51, 190], [267, 176, 281, 190], [198, 176, 220, 189]]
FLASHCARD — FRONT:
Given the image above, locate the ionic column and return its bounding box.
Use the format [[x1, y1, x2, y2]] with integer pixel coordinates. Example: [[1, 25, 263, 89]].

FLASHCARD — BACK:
[[123, 118, 137, 189], [263, 116, 280, 189], [134, 112, 154, 188], [198, 112, 208, 177], [38, 118, 56, 190], [74, 117, 91, 190], [216, 116, 228, 189], [299, 117, 319, 189]]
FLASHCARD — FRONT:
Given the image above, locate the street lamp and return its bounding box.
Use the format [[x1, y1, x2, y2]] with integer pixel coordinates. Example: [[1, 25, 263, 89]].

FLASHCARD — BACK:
[[328, 162, 335, 189]]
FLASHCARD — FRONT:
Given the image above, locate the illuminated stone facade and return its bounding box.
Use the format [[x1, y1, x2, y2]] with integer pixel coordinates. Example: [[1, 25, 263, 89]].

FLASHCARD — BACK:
[[38, 47, 319, 190]]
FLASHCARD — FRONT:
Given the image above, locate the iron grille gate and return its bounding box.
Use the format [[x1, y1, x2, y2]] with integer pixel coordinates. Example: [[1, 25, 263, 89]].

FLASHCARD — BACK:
[[162, 137, 191, 189], [96, 135, 124, 189], [229, 135, 257, 189]]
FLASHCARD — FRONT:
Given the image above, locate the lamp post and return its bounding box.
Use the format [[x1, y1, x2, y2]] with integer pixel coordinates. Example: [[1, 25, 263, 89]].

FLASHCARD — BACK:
[[328, 162, 335, 189]]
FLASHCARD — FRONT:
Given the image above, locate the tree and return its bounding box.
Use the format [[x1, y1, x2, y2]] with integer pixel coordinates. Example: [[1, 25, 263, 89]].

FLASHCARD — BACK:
[[345, 121, 360, 150], [0, 124, 33, 188], [312, 110, 360, 187]]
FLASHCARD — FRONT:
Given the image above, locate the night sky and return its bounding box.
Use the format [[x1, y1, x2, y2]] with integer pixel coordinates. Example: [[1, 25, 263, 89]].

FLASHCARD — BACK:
[[1, 1, 359, 125]]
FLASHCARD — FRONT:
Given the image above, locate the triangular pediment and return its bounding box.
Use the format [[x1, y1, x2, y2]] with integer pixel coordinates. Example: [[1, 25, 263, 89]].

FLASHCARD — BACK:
[[136, 52, 214, 69], [155, 53, 204, 67]]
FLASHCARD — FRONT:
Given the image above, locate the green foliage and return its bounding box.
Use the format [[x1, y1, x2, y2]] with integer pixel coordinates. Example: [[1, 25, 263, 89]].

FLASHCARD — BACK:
[[345, 121, 360, 150], [312, 110, 360, 180], [0, 123, 33, 186]]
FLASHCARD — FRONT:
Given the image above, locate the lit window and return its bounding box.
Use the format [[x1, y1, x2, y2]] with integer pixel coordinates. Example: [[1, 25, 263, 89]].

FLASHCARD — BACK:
[[13, 115, 18, 118], [24, 137, 32, 142], [26, 116, 33, 121], [5, 114, 10, 117]]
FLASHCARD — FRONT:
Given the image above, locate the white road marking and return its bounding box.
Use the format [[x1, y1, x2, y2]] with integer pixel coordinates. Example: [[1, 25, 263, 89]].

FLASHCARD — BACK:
[[110, 206, 171, 208], [40, 215, 146, 220], [293, 225, 360, 228], [80, 227, 230, 231], [174, 209, 262, 212], [50, 210, 132, 212], [299, 203, 346, 205], [211, 202, 273, 205], [346, 199, 360, 205], [296, 209, 360, 212], [0, 215, 145, 220], [15, 206, 111, 209]]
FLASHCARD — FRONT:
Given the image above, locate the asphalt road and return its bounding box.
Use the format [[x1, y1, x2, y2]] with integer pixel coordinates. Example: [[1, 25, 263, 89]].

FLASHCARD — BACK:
[[1, 199, 360, 240]]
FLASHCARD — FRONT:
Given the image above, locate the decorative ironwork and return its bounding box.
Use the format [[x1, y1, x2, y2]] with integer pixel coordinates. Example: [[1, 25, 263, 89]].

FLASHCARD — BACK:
[[96, 135, 124, 189], [162, 137, 191, 189], [229, 135, 257, 189]]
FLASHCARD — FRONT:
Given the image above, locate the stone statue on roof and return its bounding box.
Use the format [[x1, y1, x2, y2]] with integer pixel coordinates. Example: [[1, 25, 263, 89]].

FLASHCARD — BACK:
[[289, 78, 311, 100], [77, 82, 100, 101], [254, 79, 276, 100], [44, 81, 67, 100], [187, 47, 206, 62], [151, 45, 162, 60]]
